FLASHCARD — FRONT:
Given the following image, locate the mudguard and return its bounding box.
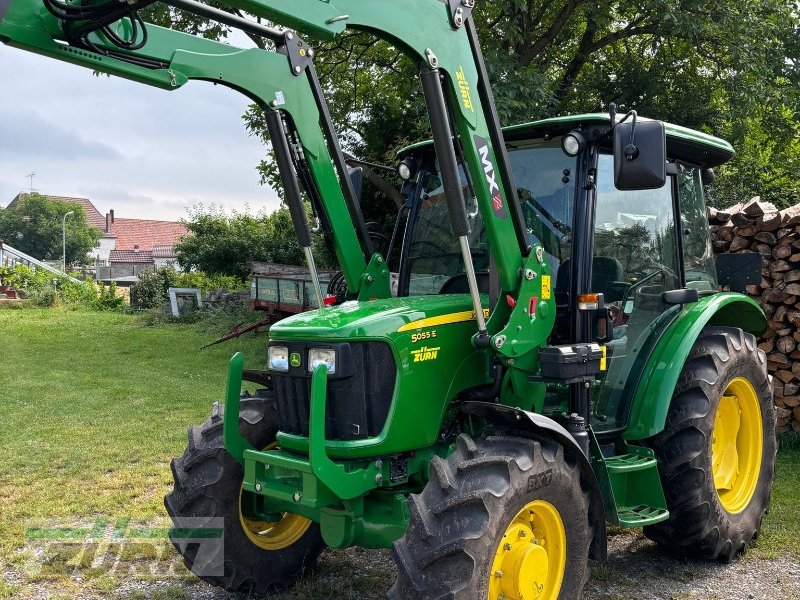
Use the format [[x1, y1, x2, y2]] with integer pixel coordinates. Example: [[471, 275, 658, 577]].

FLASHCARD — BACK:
[[624, 292, 766, 441], [461, 401, 607, 561]]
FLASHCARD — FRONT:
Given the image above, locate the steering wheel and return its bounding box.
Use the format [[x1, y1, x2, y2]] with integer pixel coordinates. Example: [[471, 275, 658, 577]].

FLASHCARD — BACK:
[[619, 263, 679, 314]]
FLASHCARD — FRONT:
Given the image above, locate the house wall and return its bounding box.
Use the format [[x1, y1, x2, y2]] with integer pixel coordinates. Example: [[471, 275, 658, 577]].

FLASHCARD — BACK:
[[94, 237, 116, 264], [154, 257, 180, 271]]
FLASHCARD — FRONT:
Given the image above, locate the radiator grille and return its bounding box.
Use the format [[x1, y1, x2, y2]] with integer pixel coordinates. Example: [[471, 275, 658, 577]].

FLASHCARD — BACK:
[[273, 342, 396, 441]]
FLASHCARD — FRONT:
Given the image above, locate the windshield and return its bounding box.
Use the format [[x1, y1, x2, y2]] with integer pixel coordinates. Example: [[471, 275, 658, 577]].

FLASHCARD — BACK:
[[405, 140, 576, 295]]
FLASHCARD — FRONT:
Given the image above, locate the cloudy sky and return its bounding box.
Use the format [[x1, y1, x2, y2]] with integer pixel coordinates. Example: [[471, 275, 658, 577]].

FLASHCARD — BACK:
[[0, 39, 280, 221]]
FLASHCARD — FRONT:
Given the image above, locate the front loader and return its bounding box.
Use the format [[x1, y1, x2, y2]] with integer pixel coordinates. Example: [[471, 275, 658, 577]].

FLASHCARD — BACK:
[[0, 1, 777, 599]]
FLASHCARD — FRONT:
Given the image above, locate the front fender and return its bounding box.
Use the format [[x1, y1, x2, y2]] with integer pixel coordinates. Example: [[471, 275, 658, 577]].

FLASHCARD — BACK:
[[624, 292, 766, 441]]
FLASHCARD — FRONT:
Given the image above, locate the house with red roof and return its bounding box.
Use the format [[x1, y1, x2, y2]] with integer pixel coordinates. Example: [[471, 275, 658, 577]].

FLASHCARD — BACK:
[[6, 193, 188, 281]]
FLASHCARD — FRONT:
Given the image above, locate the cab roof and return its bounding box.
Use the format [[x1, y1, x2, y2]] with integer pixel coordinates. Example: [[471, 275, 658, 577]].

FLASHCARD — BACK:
[[398, 113, 735, 168]]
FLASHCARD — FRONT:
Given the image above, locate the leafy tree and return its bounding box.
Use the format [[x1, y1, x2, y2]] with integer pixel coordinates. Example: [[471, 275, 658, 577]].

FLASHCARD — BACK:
[[0, 194, 101, 265], [175, 206, 333, 278], [149, 1, 800, 227]]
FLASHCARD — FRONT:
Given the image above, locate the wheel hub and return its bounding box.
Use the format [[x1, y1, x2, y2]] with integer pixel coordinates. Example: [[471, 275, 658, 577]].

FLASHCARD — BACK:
[[489, 500, 565, 600], [711, 377, 763, 514]]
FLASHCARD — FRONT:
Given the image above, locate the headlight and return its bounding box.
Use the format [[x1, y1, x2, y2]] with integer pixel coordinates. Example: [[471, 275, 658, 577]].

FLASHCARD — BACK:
[[268, 345, 289, 372], [561, 131, 586, 157], [308, 348, 336, 374]]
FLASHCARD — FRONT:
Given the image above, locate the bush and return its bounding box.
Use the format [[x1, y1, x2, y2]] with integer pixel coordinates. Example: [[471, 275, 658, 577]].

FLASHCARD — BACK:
[[95, 282, 125, 311], [130, 267, 247, 310], [0, 264, 99, 308], [130, 268, 178, 309]]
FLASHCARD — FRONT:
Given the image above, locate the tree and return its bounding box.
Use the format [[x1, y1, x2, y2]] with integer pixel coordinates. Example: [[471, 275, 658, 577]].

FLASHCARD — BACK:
[[148, 1, 800, 224], [174, 206, 334, 278], [0, 194, 100, 265]]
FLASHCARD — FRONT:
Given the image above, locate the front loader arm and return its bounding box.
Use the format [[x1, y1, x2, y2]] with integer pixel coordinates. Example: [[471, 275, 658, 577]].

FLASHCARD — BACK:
[[220, 0, 553, 356], [0, 0, 376, 295]]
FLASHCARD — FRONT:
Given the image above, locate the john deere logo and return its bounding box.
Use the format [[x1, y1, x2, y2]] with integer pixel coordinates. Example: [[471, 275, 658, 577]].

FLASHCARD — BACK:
[[290, 352, 301, 368]]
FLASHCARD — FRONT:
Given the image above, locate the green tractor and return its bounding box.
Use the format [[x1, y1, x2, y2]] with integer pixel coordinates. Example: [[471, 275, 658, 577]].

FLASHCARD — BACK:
[[0, 0, 776, 598]]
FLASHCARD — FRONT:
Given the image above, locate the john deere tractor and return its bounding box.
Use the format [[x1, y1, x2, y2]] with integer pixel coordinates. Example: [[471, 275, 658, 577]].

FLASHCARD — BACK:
[[1, 0, 776, 598]]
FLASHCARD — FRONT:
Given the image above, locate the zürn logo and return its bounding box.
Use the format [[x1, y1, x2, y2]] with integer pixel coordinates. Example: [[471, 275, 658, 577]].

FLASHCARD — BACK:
[[290, 352, 301, 368], [411, 346, 440, 363], [473, 134, 507, 220]]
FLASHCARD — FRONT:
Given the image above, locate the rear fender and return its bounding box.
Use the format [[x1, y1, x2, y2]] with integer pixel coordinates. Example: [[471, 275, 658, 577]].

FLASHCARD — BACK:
[[624, 293, 766, 441], [461, 401, 607, 561]]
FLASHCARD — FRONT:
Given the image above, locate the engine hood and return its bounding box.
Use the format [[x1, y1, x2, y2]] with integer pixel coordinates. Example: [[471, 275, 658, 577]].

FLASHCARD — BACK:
[[269, 294, 481, 340]]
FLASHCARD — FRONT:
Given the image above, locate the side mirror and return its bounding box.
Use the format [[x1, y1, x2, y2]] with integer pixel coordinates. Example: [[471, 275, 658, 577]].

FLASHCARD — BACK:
[[614, 119, 666, 190], [701, 168, 715, 186]]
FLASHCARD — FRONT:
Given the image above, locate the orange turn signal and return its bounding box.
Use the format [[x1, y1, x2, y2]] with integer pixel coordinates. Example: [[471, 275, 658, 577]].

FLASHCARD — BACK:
[[578, 293, 600, 311]]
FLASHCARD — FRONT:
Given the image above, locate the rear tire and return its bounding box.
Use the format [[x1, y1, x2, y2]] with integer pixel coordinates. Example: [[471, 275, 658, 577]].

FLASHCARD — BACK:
[[389, 433, 592, 600], [644, 326, 776, 560], [164, 393, 325, 594]]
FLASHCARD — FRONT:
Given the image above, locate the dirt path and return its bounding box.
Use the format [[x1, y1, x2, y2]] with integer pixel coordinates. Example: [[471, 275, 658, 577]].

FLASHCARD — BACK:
[[4, 529, 798, 600]]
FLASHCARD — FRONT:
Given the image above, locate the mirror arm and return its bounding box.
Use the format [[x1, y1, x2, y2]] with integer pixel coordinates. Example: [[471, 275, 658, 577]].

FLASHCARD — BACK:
[[601, 103, 638, 142]]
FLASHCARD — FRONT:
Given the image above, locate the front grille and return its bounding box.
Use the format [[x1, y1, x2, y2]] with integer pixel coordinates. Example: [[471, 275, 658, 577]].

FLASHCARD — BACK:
[[273, 342, 396, 441]]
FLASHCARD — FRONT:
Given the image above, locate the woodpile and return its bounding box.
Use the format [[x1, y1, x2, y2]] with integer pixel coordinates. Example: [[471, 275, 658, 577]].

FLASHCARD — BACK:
[[709, 197, 800, 433]]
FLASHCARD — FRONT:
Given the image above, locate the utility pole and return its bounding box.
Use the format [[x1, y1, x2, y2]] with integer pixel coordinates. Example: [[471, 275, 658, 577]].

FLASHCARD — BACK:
[[62, 211, 74, 273], [26, 172, 35, 193]]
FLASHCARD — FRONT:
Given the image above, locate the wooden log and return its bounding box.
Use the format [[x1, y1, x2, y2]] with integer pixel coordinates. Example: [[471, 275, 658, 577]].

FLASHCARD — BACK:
[[794, 406, 800, 422], [785, 283, 800, 296], [768, 353, 790, 368], [743, 197, 777, 218], [759, 212, 783, 231], [717, 225, 735, 239], [785, 270, 800, 283], [758, 340, 775, 353], [774, 305, 788, 323], [754, 231, 777, 244], [732, 212, 757, 228], [792, 420, 800, 433], [764, 288, 788, 303], [781, 204, 800, 225], [793, 362, 800, 379], [739, 225, 759, 238], [773, 244, 793, 260], [729, 237, 751, 252], [776, 370, 794, 383], [784, 396, 800, 408], [776, 406, 792, 420], [777, 336, 797, 354], [784, 382, 799, 396], [712, 240, 730, 252], [790, 252, 800, 263], [756, 243, 772, 257], [768, 260, 791, 273]]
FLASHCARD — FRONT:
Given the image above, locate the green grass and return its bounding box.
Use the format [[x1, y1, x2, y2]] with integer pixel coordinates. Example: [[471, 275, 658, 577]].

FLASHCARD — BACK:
[[0, 308, 264, 565], [752, 447, 800, 557]]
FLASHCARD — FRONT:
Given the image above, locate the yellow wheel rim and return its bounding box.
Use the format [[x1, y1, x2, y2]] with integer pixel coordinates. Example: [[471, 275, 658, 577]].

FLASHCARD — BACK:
[[712, 377, 763, 514], [488, 500, 566, 600], [238, 443, 313, 551]]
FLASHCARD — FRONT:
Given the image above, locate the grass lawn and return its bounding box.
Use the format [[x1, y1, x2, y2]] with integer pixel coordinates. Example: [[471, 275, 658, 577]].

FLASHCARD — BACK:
[[0, 308, 266, 596], [0, 308, 797, 598]]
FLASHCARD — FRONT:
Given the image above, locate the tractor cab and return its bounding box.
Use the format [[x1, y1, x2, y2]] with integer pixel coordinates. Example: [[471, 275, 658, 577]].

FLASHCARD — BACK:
[[393, 113, 735, 434]]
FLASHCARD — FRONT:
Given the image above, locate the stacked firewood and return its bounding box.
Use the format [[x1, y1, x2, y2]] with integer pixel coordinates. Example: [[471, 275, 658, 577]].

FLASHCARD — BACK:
[[709, 198, 800, 432]]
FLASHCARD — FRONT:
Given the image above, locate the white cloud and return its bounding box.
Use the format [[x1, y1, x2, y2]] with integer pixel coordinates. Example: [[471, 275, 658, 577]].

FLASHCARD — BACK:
[[0, 42, 281, 220]]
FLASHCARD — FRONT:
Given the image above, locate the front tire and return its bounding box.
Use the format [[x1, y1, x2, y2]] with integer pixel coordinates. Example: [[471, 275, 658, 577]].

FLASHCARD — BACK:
[[389, 434, 592, 600], [644, 326, 776, 560], [164, 393, 325, 595]]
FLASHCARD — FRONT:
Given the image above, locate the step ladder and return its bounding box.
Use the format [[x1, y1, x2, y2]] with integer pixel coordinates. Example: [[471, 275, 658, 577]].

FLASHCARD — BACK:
[[602, 445, 669, 527]]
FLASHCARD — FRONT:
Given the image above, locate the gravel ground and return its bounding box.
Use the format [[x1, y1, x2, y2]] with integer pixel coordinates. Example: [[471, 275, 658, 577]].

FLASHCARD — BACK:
[[3, 529, 798, 600]]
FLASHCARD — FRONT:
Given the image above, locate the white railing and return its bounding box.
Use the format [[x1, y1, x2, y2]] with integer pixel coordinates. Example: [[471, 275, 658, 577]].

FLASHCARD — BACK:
[[0, 242, 81, 283]]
